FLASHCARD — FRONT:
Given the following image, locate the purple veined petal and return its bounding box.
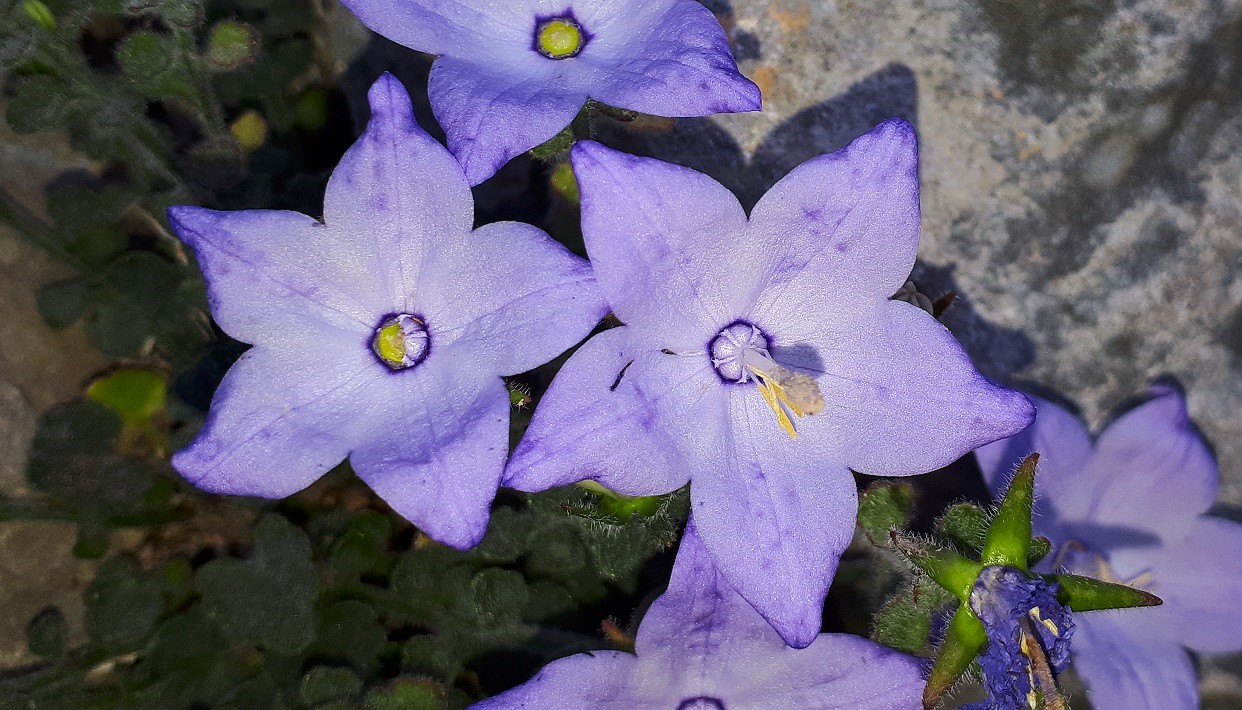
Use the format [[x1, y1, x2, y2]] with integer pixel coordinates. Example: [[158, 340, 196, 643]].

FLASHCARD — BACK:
[[690, 393, 860, 649], [975, 394, 1094, 533], [429, 56, 586, 185], [729, 633, 924, 709], [580, 0, 760, 116], [1070, 613, 1197, 710], [323, 73, 473, 303], [1076, 385, 1217, 538], [637, 517, 778, 658], [786, 299, 1033, 478], [167, 207, 383, 342], [172, 344, 381, 498], [416, 220, 607, 376], [746, 118, 920, 318], [350, 360, 509, 550], [571, 141, 755, 348], [337, 0, 536, 56], [504, 326, 722, 497], [1125, 516, 1242, 654], [468, 650, 658, 709]]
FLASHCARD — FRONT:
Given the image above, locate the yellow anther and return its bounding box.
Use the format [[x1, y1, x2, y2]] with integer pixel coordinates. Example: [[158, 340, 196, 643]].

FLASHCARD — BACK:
[[755, 374, 798, 440], [537, 19, 583, 59], [1029, 607, 1060, 636], [751, 366, 826, 440], [374, 322, 407, 367]]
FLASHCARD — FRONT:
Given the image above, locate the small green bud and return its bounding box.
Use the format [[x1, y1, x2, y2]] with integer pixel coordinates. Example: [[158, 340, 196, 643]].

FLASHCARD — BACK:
[[206, 21, 259, 70], [295, 88, 329, 131], [230, 110, 267, 151], [22, 0, 55, 31], [578, 480, 662, 521], [857, 480, 915, 545], [300, 666, 363, 706], [550, 161, 580, 204], [936, 501, 989, 555]]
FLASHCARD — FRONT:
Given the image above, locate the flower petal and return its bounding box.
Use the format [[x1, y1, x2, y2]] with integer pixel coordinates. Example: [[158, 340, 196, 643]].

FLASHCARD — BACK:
[[582, 0, 760, 116], [736, 634, 925, 709], [324, 73, 473, 301], [350, 362, 509, 550], [417, 221, 606, 376], [429, 56, 584, 185], [504, 327, 717, 497], [975, 394, 1094, 531], [794, 299, 1034, 477], [571, 141, 753, 347], [747, 118, 920, 317], [1071, 613, 1197, 710], [470, 651, 655, 709], [168, 206, 381, 341], [337, 0, 532, 56], [1133, 516, 1242, 654], [172, 345, 379, 498], [690, 392, 860, 649], [1077, 384, 1217, 537]]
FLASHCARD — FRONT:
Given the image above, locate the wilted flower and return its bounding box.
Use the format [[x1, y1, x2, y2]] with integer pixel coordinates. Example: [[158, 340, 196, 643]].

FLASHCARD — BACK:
[[169, 74, 606, 549], [976, 384, 1242, 710], [504, 120, 1034, 647], [968, 566, 1075, 709], [471, 519, 926, 709], [339, 0, 761, 184]]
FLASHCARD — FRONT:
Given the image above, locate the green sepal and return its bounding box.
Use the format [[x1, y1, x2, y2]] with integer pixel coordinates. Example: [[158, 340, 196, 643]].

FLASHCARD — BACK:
[[857, 481, 916, 545], [577, 481, 662, 521], [529, 124, 576, 160], [1049, 573, 1163, 611], [982, 453, 1038, 570], [924, 605, 987, 709], [891, 531, 982, 603], [1028, 535, 1052, 567]]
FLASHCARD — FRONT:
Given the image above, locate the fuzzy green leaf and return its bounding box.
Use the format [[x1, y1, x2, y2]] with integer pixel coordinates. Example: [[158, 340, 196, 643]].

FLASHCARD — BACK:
[[936, 502, 989, 555], [858, 481, 916, 544], [1050, 573, 1163, 612]]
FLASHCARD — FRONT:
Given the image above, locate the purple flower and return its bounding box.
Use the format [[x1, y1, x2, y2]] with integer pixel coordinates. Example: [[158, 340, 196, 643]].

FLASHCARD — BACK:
[[168, 74, 606, 549], [472, 518, 925, 709], [976, 384, 1242, 710], [969, 566, 1075, 709], [339, 0, 761, 185], [503, 120, 1035, 647]]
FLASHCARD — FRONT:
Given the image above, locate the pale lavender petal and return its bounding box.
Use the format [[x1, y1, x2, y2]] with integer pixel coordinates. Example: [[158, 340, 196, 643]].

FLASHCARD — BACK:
[[582, 0, 760, 116], [792, 299, 1033, 477], [350, 362, 509, 550], [323, 73, 473, 300], [429, 56, 584, 185], [504, 327, 717, 497], [571, 141, 754, 347], [1130, 517, 1242, 654], [747, 119, 920, 320], [975, 394, 1094, 531], [416, 221, 606, 376], [337, 0, 532, 56], [1078, 385, 1217, 537], [732, 633, 924, 709], [1071, 614, 1197, 710], [690, 394, 860, 649], [172, 345, 380, 498], [168, 207, 382, 342], [469, 651, 655, 709]]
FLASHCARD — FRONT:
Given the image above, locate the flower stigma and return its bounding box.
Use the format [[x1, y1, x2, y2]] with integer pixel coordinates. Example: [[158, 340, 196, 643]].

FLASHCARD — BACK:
[[709, 322, 825, 440], [371, 313, 430, 370], [535, 17, 585, 59]]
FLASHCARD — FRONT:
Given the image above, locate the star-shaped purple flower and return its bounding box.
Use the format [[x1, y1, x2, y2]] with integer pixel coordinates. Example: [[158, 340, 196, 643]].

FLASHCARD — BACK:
[[472, 518, 925, 709], [338, 0, 760, 185], [503, 120, 1035, 647], [168, 74, 607, 549], [976, 384, 1242, 710]]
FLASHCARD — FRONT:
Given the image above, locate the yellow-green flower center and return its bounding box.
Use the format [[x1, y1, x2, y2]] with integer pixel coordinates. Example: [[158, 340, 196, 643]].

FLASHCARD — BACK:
[[536, 18, 583, 59], [371, 314, 429, 370]]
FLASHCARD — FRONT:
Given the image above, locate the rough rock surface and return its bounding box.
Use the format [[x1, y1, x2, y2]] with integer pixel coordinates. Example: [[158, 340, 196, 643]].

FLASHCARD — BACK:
[[596, 0, 1242, 511]]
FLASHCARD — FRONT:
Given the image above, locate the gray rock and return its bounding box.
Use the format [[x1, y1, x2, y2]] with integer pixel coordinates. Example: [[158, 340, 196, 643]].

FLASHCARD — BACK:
[[603, 0, 1242, 509]]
